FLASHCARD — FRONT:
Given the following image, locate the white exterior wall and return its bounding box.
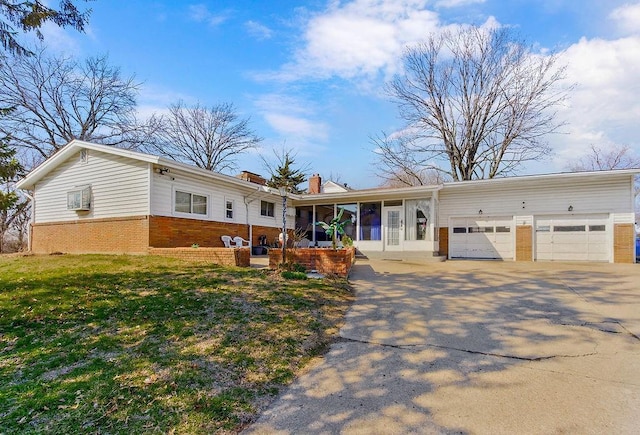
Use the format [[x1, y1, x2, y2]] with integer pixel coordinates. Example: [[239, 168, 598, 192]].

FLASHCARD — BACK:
[[150, 169, 292, 228], [439, 176, 634, 224], [33, 150, 150, 223]]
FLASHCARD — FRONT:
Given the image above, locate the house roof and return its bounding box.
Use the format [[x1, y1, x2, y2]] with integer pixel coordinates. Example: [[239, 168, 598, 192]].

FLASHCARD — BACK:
[[18, 140, 640, 202], [440, 169, 640, 190], [16, 140, 278, 195], [293, 168, 640, 204]]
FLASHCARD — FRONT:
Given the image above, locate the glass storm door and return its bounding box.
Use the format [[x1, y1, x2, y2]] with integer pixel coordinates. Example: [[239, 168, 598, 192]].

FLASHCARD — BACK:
[[384, 207, 403, 251]]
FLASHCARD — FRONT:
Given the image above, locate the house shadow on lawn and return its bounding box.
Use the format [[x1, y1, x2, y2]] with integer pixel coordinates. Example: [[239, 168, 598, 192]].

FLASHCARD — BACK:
[[245, 260, 640, 434]]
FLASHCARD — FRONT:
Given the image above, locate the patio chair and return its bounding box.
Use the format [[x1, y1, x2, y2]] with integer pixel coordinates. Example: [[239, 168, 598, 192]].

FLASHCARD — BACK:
[[233, 236, 250, 247], [221, 235, 233, 248]]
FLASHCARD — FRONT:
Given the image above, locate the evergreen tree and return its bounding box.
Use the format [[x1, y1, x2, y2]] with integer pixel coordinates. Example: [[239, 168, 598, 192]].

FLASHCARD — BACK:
[[265, 150, 307, 194]]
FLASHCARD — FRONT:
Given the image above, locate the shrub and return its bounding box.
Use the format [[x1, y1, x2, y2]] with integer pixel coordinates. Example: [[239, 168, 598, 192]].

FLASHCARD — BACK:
[[281, 270, 308, 280]]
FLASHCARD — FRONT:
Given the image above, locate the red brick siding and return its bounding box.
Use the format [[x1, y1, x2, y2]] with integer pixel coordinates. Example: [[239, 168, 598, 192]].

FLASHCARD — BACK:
[[515, 225, 533, 262], [614, 223, 635, 264], [148, 247, 250, 267], [31, 216, 149, 254], [438, 227, 449, 258], [149, 216, 248, 248], [148, 216, 285, 248]]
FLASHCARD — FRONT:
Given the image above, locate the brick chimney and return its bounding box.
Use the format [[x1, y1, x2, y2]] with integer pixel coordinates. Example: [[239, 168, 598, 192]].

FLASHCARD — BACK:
[[237, 171, 266, 185], [309, 173, 322, 194]]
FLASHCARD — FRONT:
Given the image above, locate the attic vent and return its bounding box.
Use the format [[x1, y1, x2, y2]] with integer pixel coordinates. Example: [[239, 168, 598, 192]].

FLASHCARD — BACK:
[[80, 149, 88, 164], [67, 186, 92, 211]]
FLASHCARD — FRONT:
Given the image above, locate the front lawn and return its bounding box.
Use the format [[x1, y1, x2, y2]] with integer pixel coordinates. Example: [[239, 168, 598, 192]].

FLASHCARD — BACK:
[[0, 254, 353, 434]]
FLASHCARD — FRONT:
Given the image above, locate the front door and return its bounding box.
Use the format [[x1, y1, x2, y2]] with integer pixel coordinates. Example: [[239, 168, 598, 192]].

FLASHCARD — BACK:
[[384, 206, 403, 251]]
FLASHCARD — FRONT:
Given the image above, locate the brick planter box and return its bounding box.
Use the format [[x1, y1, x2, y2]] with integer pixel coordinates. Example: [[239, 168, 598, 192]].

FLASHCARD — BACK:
[[268, 247, 356, 277], [149, 247, 250, 267]]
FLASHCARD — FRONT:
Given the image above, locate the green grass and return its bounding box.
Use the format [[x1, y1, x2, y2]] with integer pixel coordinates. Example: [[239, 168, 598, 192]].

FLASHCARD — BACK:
[[0, 254, 353, 434]]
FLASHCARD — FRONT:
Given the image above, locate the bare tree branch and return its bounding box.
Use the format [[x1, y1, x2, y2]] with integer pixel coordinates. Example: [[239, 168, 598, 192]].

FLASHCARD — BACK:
[[566, 144, 640, 172], [0, 47, 156, 164], [377, 25, 569, 183], [146, 101, 262, 173]]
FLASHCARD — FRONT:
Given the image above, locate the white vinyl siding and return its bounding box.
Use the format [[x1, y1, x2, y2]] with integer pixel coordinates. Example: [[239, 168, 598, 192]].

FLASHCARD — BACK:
[[33, 151, 150, 223], [439, 176, 633, 224], [149, 169, 293, 229]]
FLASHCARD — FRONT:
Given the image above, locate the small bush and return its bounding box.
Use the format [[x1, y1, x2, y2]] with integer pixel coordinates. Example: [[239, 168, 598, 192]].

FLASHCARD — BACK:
[[281, 270, 308, 280], [278, 262, 306, 273]]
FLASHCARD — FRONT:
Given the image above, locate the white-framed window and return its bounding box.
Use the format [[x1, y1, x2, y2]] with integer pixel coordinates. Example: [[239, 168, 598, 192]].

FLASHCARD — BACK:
[[261, 200, 275, 217], [67, 186, 92, 210], [225, 199, 234, 220], [175, 190, 208, 215]]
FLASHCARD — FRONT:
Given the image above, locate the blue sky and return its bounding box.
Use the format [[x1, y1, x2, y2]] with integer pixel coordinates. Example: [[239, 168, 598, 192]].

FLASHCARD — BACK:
[[37, 0, 640, 188]]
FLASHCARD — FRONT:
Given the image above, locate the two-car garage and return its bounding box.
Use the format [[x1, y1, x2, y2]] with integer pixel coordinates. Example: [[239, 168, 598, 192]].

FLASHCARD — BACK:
[[449, 214, 611, 262]]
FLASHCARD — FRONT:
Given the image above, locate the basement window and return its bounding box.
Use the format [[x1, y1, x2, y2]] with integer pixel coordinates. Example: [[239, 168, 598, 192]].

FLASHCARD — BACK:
[[67, 186, 92, 211]]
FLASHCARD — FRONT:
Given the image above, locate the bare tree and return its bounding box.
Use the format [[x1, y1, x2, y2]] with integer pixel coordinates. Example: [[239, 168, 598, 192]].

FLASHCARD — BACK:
[[0, 47, 156, 162], [567, 144, 640, 219], [0, 0, 90, 56], [566, 144, 640, 172], [376, 25, 569, 182], [373, 132, 447, 187], [146, 101, 261, 173]]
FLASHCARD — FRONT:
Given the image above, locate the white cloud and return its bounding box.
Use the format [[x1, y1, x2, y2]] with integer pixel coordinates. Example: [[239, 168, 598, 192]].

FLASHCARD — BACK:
[[549, 35, 640, 169], [253, 93, 330, 155], [609, 2, 640, 35], [245, 20, 273, 40], [435, 0, 485, 7], [188, 4, 228, 27], [276, 0, 443, 81], [263, 113, 328, 142]]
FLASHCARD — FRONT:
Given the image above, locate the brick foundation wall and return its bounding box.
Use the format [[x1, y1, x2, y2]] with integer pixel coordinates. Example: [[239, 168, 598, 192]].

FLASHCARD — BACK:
[[149, 216, 249, 248], [148, 247, 250, 267], [438, 227, 449, 258], [148, 216, 285, 249], [614, 223, 635, 264], [31, 216, 149, 254], [269, 247, 356, 277], [515, 225, 533, 262]]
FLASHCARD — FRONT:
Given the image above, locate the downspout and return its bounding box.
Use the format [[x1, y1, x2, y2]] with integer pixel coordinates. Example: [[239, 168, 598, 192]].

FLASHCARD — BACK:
[[244, 186, 264, 251], [23, 191, 34, 253]]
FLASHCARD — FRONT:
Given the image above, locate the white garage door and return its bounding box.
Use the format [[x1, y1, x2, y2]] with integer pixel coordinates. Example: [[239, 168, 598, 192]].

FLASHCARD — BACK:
[[450, 216, 514, 259], [535, 214, 609, 262]]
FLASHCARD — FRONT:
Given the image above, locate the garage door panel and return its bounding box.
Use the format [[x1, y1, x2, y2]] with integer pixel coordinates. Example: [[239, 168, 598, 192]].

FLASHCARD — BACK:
[[450, 217, 514, 260], [535, 214, 609, 262]]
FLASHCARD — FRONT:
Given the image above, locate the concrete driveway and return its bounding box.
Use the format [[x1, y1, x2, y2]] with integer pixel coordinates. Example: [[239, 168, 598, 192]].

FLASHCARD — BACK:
[[245, 260, 640, 434]]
